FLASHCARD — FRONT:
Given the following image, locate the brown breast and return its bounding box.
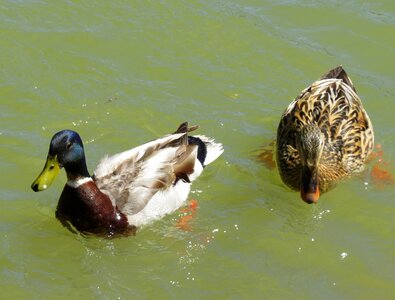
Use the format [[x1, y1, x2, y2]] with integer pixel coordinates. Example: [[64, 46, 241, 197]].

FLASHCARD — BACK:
[[56, 181, 136, 237]]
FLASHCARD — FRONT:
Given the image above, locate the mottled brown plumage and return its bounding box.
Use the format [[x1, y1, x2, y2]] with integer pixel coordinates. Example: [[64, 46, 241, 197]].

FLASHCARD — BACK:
[[276, 66, 374, 203]]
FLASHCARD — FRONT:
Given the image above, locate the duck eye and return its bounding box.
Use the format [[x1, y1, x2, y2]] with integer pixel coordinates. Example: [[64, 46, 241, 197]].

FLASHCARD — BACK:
[[66, 142, 72, 150]]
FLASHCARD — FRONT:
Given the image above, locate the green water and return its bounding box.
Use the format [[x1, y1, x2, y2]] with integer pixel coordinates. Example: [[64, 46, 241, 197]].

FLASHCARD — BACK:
[[1, 0, 395, 299]]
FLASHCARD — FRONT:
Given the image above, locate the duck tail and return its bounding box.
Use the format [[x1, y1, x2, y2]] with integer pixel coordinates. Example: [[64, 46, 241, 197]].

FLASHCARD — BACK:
[[173, 122, 200, 146], [174, 122, 199, 135], [174, 122, 223, 166], [191, 135, 224, 166], [321, 66, 356, 92]]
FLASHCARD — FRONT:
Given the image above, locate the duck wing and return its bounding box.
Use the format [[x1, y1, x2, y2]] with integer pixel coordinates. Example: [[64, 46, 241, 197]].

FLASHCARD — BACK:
[[93, 126, 199, 215]]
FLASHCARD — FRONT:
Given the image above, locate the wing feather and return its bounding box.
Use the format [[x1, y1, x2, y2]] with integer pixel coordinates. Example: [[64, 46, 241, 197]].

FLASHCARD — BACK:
[[93, 132, 200, 215]]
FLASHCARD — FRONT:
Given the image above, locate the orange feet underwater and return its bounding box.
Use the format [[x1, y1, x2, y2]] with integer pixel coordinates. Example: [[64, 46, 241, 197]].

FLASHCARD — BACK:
[[369, 144, 395, 187], [256, 140, 276, 170], [176, 199, 199, 231]]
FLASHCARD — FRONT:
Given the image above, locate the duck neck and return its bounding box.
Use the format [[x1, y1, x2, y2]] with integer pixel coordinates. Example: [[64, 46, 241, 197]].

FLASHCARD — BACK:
[[296, 125, 325, 203], [64, 157, 90, 181], [297, 125, 324, 168]]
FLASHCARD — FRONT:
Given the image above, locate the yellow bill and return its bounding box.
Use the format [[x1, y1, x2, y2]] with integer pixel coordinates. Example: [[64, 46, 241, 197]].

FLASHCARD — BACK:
[[31, 155, 60, 192]]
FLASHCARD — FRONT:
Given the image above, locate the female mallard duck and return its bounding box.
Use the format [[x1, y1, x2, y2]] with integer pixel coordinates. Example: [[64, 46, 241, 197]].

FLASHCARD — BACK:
[[276, 66, 374, 204], [31, 122, 223, 236]]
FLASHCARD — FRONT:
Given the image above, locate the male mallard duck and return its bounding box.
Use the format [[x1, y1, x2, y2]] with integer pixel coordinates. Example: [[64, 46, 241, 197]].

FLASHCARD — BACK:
[[276, 66, 374, 204], [31, 122, 223, 236]]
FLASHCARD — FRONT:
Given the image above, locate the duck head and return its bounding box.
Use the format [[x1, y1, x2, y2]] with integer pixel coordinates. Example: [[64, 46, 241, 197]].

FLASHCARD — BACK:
[[295, 125, 325, 204], [31, 130, 89, 192]]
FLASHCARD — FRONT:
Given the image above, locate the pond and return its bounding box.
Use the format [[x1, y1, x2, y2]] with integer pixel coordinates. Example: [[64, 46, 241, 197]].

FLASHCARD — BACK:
[[1, 1, 395, 298]]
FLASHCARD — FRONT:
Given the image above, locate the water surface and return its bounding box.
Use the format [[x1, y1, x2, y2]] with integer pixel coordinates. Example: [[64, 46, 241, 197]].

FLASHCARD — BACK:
[[1, 0, 395, 299]]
